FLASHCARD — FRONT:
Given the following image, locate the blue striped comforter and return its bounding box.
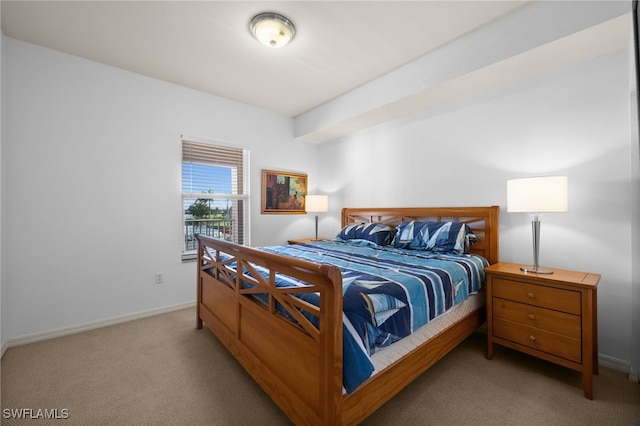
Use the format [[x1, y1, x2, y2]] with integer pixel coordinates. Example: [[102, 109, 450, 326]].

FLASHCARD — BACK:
[[261, 241, 488, 393]]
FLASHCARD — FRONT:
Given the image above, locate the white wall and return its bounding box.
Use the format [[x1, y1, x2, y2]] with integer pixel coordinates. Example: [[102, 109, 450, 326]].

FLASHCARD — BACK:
[[2, 38, 318, 342], [318, 48, 633, 367], [630, 4, 640, 383], [0, 28, 4, 353], [631, 77, 640, 381]]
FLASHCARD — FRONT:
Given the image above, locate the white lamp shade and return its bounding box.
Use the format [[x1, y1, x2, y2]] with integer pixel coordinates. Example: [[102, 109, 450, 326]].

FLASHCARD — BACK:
[[507, 176, 568, 213], [305, 195, 329, 213]]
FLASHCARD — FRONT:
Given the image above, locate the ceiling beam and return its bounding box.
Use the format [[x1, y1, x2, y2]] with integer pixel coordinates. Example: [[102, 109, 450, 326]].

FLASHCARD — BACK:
[[294, 1, 631, 144]]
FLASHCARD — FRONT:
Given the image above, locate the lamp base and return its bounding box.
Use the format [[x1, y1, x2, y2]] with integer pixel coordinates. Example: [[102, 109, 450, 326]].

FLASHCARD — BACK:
[[520, 265, 554, 274]]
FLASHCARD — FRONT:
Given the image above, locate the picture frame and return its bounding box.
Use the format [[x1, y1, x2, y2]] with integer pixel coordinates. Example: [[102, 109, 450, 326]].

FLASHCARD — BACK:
[[261, 169, 307, 214]]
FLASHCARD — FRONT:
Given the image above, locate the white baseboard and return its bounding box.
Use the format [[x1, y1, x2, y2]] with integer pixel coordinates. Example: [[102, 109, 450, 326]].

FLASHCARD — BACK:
[[1, 301, 196, 357], [598, 353, 633, 377]]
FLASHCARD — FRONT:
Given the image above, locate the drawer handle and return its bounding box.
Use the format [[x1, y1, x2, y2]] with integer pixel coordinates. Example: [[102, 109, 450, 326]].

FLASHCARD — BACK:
[[527, 292, 535, 299], [528, 314, 536, 320], [529, 335, 536, 342]]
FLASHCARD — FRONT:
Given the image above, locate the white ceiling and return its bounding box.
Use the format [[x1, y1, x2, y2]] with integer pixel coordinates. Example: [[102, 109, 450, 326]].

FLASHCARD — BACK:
[[1, 1, 529, 117]]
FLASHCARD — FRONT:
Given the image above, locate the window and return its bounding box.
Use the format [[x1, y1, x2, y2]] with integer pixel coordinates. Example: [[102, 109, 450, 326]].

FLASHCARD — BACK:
[[182, 138, 249, 260]]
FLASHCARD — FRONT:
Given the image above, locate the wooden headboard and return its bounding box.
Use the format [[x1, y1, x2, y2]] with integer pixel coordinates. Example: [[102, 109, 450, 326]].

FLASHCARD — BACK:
[[341, 206, 500, 265]]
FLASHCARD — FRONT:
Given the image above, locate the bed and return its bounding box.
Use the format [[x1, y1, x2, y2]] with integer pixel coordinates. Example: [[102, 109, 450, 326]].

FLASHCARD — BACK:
[[195, 206, 499, 425]]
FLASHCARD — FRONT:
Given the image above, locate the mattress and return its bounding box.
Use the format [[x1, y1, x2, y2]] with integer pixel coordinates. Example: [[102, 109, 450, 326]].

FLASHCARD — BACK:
[[369, 292, 485, 374]]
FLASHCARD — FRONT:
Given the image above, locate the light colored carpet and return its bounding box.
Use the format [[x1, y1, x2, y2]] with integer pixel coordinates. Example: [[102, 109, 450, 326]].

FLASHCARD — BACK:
[[1, 307, 639, 425]]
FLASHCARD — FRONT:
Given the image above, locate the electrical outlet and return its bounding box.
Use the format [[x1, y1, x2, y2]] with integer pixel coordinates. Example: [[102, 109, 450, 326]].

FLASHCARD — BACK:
[[155, 273, 164, 284]]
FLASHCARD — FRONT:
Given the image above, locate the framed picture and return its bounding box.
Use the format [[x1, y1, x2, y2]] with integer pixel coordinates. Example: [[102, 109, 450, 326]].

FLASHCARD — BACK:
[[261, 169, 307, 214]]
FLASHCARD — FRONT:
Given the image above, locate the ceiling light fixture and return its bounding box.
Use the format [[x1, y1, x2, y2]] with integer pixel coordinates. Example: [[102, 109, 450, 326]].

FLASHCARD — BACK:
[[249, 12, 296, 48]]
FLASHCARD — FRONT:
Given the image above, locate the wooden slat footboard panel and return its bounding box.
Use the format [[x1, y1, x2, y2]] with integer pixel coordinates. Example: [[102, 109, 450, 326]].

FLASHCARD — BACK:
[[239, 299, 321, 407], [201, 273, 237, 333]]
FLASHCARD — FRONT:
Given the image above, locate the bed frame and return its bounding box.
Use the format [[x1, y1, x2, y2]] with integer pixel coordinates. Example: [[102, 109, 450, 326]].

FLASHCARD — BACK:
[[196, 206, 499, 425]]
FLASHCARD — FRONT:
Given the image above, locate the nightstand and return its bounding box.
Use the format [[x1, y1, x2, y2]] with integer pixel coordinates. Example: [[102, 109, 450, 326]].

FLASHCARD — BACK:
[[287, 238, 328, 245], [485, 262, 600, 399]]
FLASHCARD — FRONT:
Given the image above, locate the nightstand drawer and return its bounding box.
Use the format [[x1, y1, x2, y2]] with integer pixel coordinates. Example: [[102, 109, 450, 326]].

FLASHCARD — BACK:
[[493, 318, 581, 363], [493, 299, 581, 339], [493, 277, 581, 315]]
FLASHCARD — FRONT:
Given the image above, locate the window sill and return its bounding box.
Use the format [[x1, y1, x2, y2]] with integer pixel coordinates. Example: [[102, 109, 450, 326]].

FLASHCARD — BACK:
[[182, 252, 197, 262]]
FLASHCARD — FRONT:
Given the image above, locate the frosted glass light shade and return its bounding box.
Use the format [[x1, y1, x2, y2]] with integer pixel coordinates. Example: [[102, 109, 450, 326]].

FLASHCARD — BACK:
[[507, 176, 568, 213], [249, 12, 296, 48], [305, 195, 328, 213]]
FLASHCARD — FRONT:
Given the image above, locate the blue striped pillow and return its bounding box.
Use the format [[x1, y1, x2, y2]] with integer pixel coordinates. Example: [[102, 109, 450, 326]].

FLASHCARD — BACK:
[[393, 221, 476, 254], [336, 223, 396, 246]]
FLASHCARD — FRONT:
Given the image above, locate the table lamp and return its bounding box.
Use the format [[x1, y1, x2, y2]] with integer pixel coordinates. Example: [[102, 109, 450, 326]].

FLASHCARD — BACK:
[[305, 195, 329, 241], [507, 176, 568, 274]]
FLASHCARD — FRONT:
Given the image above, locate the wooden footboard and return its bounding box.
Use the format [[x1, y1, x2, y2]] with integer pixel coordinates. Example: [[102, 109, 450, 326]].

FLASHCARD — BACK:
[[195, 236, 344, 425], [196, 206, 499, 425]]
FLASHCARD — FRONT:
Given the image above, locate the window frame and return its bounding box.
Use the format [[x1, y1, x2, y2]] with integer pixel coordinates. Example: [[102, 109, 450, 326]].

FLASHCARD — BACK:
[[181, 136, 250, 261]]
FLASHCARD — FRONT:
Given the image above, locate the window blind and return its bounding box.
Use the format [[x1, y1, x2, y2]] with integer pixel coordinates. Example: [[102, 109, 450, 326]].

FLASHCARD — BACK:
[[182, 141, 244, 196]]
